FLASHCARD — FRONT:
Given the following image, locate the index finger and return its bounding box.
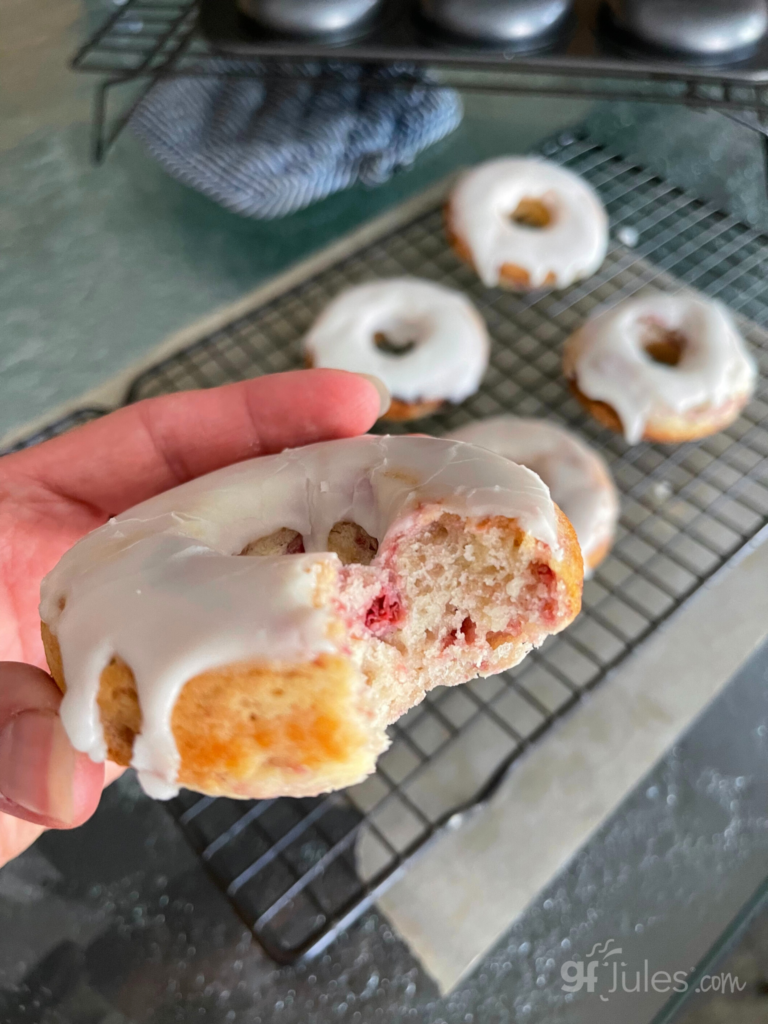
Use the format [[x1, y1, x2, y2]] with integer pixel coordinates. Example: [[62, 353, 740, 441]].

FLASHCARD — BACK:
[[5, 370, 385, 515]]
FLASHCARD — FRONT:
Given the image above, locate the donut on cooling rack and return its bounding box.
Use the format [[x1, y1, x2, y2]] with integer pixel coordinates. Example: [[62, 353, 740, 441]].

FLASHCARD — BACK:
[[303, 278, 490, 421], [449, 416, 619, 575], [563, 291, 757, 445], [445, 157, 609, 291], [40, 435, 582, 801]]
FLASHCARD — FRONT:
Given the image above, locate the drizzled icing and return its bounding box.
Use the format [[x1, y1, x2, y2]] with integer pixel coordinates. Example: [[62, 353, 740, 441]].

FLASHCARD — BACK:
[[304, 278, 490, 404], [564, 292, 757, 445], [449, 157, 609, 289], [40, 435, 560, 798], [449, 416, 619, 576]]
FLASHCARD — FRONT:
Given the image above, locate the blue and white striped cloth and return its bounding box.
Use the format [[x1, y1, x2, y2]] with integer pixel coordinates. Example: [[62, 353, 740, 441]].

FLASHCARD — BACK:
[[131, 61, 463, 219]]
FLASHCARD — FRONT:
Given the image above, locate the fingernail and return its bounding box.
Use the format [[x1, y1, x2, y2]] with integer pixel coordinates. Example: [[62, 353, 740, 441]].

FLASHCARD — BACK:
[[355, 373, 391, 418], [0, 711, 76, 824]]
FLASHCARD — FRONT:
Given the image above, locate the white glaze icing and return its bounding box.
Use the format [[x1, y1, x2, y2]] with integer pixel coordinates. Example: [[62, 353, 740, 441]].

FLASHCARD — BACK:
[[564, 292, 758, 445], [449, 157, 609, 289], [448, 416, 619, 575], [40, 435, 560, 798], [304, 278, 490, 404]]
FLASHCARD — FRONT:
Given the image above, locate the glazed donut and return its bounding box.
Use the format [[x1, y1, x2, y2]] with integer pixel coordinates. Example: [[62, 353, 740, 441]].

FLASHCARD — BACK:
[[563, 292, 757, 445], [446, 157, 609, 290], [449, 416, 619, 574], [40, 436, 582, 801], [304, 279, 490, 421]]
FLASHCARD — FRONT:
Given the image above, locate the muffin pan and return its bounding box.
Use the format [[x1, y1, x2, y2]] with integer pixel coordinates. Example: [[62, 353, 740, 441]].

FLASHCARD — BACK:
[[200, 0, 768, 76], [413, 0, 573, 48], [605, 0, 768, 62], [237, 0, 386, 43]]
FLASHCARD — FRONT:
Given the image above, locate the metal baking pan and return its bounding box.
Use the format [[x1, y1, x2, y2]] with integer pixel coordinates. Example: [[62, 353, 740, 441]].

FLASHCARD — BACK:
[[199, 0, 768, 83]]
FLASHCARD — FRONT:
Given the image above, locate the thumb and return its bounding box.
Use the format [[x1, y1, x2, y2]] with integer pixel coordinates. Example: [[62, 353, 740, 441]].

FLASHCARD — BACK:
[[0, 663, 104, 828]]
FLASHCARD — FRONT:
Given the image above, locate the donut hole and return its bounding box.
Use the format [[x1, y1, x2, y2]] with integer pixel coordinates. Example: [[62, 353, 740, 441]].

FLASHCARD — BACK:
[[328, 521, 378, 566], [373, 331, 417, 357], [372, 315, 429, 358], [510, 197, 552, 230], [641, 320, 687, 367], [241, 528, 305, 556]]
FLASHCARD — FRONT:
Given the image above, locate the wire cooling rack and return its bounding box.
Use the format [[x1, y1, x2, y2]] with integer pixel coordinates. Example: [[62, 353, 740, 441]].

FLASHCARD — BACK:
[[119, 133, 768, 962], [7, 133, 768, 963]]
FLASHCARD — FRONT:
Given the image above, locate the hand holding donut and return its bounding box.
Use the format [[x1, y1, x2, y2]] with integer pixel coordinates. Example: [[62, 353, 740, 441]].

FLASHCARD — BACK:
[[0, 369, 387, 866]]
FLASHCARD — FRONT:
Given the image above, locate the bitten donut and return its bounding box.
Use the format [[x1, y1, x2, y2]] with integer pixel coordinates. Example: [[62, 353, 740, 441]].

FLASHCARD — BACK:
[[446, 157, 609, 290], [449, 416, 619, 574], [304, 279, 490, 421], [563, 292, 757, 444], [40, 436, 582, 801]]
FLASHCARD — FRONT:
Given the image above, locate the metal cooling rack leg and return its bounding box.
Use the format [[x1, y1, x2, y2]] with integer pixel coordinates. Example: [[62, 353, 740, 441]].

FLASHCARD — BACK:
[[91, 75, 164, 164], [92, 79, 113, 164]]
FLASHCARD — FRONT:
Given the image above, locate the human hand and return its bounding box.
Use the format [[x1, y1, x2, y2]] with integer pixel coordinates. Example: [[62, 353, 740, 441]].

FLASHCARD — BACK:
[[0, 369, 387, 865]]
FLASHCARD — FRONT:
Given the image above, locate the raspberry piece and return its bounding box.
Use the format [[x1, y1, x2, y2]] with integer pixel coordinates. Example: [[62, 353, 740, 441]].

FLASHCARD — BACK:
[[365, 591, 404, 636]]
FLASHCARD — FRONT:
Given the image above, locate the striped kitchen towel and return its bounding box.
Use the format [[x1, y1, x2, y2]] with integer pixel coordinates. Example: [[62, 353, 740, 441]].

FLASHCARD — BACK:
[[130, 60, 463, 219]]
